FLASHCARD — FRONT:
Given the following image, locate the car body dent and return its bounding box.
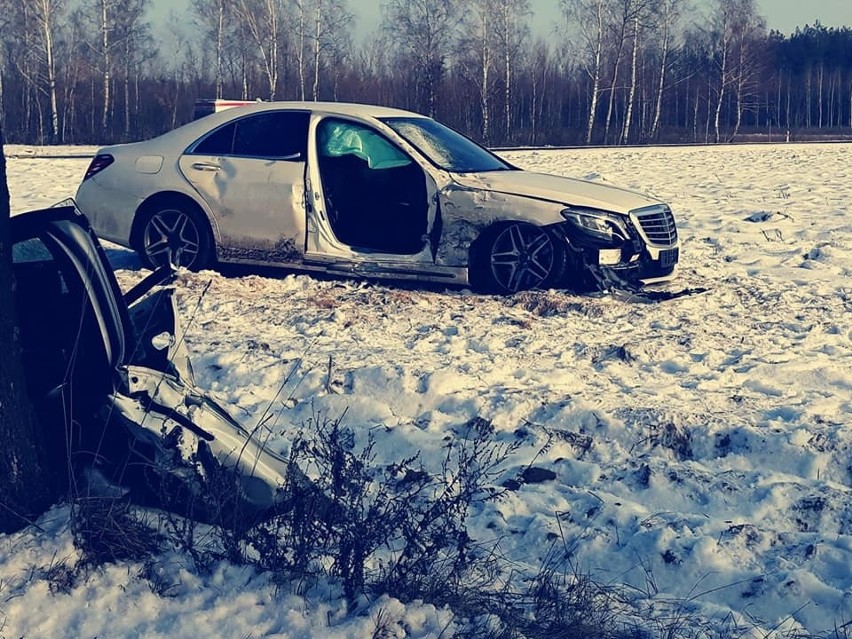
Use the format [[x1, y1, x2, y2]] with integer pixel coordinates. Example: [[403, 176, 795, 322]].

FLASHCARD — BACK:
[[436, 182, 568, 268], [178, 153, 308, 263]]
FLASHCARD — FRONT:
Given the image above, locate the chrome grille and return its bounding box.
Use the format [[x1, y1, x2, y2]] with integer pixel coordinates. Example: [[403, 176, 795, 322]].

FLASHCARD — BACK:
[[632, 206, 678, 246]]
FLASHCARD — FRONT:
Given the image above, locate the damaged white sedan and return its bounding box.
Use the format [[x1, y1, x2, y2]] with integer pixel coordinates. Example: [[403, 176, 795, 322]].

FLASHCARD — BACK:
[[76, 102, 679, 293]]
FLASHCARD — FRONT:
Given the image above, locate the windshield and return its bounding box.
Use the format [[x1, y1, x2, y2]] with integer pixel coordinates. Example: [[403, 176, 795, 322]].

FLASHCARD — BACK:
[[381, 117, 512, 173]]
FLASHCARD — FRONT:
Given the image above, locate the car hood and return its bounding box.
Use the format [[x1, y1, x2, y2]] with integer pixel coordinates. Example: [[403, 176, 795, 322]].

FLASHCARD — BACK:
[[452, 170, 662, 214]]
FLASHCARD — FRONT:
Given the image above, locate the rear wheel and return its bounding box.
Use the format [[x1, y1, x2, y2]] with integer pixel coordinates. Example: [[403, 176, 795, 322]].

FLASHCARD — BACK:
[[472, 223, 566, 294], [137, 204, 213, 271]]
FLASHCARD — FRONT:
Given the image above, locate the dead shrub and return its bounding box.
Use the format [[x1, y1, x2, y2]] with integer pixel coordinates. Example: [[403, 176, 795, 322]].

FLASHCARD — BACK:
[[71, 495, 160, 568], [242, 414, 518, 602]]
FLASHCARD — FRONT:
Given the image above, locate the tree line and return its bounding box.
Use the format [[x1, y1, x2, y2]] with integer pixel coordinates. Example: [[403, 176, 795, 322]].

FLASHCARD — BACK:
[[0, 0, 850, 147]]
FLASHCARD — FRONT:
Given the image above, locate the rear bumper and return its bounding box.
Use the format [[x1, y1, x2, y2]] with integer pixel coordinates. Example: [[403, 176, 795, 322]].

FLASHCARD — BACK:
[[75, 178, 140, 247]]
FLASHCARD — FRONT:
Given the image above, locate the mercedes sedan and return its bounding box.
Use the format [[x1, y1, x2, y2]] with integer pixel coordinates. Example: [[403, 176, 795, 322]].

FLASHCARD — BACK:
[[76, 102, 679, 293]]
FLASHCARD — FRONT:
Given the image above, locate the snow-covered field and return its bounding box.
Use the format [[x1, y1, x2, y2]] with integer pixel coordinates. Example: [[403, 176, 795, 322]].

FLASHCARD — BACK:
[[2, 142, 850, 637]]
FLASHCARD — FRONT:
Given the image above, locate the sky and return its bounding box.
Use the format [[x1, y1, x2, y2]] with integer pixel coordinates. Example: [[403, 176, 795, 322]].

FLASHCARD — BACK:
[[154, 0, 851, 39]]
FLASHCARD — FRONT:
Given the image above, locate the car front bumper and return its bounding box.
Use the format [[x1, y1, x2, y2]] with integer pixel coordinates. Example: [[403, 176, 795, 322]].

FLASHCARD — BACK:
[[557, 208, 680, 291]]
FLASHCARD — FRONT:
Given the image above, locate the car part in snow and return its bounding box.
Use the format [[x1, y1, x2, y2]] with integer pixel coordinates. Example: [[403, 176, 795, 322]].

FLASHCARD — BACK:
[[11, 205, 288, 523]]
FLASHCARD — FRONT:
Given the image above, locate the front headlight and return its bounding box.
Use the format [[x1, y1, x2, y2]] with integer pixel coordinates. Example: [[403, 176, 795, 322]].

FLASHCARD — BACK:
[[560, 208, 630, 244]]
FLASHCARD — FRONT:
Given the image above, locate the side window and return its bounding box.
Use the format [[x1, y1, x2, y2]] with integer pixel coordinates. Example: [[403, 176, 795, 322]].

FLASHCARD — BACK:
[[13, 237, 55, 265], [232, 111, 310, 160], [12, 235, 91, 388], [318, 119, 412, 170], [13, 236, 81, 332], [12, 237, 74, 303], [194, 122, 236, 155]]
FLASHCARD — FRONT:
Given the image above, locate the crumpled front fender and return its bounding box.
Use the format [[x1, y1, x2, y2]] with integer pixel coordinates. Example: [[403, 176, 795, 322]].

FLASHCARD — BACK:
[[436, 184, 568, 267]]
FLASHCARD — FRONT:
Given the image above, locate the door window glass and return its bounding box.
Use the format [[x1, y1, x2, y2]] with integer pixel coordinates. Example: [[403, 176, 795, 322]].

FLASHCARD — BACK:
[[192, 111, 310, 160], [12, 233, 108, 398], [233, 111, 309, 159], [318, 120, 411, 169], [194, 122, 236, 155]]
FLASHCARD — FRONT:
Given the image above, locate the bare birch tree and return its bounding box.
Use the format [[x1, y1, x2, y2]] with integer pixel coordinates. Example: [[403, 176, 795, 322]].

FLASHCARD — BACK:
[[110, 0, 152, 137], [191, 0, 230, 99], [458, 0, 498, 142], [382, 0, 462, 117], [237, 0, 287, 100], [708, 0, 764, 141], [292, 0, 308, 99], [1, 0, 67, 142], [32, 0, 65, 142], [730, 3, 766, 137], [494, 0, 531, 142], [649, 0, 686, 140], [619, 0, 655, 144], [94, 0, 112, 131], [561, 0, 609, 144], [299, 0, 353, 101]]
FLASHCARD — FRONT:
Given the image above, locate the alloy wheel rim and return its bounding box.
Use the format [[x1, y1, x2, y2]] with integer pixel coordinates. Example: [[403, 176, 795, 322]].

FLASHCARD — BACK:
[[489, 225, 555, 292], [143, 209, 201, 268]]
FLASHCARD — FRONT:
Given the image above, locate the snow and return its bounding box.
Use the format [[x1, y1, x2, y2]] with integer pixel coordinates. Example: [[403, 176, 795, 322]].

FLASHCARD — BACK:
[[2, 142, 851, 636]]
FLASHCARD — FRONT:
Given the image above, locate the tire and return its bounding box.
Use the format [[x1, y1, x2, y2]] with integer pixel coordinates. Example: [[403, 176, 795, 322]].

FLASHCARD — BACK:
[[471, 223, 567, 294], [136, 204, 213, 271]]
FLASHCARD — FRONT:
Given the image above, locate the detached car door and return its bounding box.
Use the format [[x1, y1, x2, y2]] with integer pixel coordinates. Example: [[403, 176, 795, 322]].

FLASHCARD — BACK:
[[11, 207, 290, 520], [179, 110, 310, 264]]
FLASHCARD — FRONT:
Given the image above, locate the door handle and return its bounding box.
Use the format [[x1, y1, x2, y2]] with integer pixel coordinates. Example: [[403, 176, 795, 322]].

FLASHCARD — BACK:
[[191, 162, 221, 172]]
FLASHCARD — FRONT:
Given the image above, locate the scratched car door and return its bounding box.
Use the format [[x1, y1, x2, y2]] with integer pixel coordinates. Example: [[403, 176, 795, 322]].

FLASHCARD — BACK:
[[179, 110, 311, 263]]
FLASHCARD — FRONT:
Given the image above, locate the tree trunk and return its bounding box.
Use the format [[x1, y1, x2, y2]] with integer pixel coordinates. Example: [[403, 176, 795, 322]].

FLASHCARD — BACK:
[[0, 53, 5, 133], [124, 40, 132, 138], [621, 16, 640, 144], [502, 6, 511, 143], [216, 0, 225, 99], [714, 42, 727, 143], [650, 1, 674, 140], [101, 0, 111, 134], [40, 0, 61, 143], [297, 0, 307, 101], [818, 61, 824, 128], [0, 125, 55, 534], [584, 3, 606, 145], [604, 44, 624, 143], [312, 0, 322, 101]]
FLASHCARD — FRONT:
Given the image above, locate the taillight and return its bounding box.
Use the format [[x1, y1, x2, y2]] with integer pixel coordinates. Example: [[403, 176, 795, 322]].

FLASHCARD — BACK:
[[83, 154, 114, 181]]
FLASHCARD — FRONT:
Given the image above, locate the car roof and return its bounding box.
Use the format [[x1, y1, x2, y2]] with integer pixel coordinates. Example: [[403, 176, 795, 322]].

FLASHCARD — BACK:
[[107, 101, 428, 153], [204, 100, 424, 120]]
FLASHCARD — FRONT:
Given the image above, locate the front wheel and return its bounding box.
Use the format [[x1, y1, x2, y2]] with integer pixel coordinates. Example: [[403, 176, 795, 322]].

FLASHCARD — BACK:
[[471, 223, 567, 294], [137, 205, 213, 271]]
